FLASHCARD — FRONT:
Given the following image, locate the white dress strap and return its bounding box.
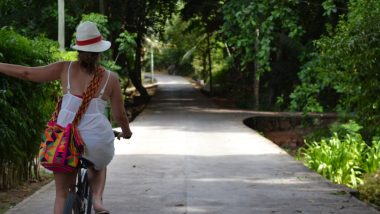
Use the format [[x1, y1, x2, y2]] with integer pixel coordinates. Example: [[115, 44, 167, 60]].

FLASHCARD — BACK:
[[99, 70, 111, 97], [67, 62, 73, 93]]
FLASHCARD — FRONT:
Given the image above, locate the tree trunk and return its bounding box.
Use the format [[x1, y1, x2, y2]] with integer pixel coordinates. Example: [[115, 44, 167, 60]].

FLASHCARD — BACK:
[[253, 66, 260, 110], [207, 31, 213, 95], [253, 28, 260, 110], [129, 30, 149, 97], [202, 52, 207, 80], [99, 0, 105, 14]]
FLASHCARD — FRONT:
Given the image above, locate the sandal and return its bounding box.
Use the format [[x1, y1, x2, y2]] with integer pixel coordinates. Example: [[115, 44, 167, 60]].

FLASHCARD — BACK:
[[95, 211, 110, 214]]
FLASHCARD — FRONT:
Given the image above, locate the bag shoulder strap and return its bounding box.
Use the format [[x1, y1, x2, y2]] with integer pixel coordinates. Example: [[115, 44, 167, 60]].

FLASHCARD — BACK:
[[72, 67, 104, 125], [50, 97, 62, 123]]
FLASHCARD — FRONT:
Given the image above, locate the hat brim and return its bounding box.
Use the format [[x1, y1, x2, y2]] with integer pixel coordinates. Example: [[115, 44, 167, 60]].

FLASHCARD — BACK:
[[72, 40, 111, 53]]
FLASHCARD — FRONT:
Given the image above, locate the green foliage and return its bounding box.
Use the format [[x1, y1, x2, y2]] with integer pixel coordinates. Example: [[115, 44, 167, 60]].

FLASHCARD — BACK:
[[116, 30, 137, 73], [290, 0, 380, 137], [322, 0, 338, 16], [101, 60, 121, 73], [358, 170, 380, 207], [58, 51, 78, 61], [0, 29, 60, 190], [222, 0, 303, 75], [0, 0, 58, 38], [290, 82, 324, 113], [298, 121, 380, 189], [299, 133, 365, 188], [155, 14, 197, 75], [364, 138, 380, 174], [329, 120, 363, 137], [192, 40, 228, 82]]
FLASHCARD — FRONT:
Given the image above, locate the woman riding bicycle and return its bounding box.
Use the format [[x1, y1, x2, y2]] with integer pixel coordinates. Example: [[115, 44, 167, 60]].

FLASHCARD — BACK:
[[0, 21, 132, 214]]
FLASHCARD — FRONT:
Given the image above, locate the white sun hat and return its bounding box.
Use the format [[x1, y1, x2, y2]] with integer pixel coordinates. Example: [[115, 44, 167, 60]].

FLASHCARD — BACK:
[[71, 21, 111, 53]]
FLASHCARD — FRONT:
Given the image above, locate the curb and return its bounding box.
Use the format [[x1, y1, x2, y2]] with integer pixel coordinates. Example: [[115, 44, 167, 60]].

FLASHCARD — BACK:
[[4, 181, 54, 214]]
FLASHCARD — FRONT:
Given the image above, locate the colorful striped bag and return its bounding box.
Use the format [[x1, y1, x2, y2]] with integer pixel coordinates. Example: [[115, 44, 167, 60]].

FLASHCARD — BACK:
[[39, 67, 104, 173]]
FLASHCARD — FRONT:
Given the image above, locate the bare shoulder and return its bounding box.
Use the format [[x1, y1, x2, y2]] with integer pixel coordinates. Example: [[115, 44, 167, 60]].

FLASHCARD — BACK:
[[108, 70, 119, 78], [106, 71, 122, 98], [107, 71, 120, 85], [57, 60, 75, 79], [49, 60, 72, 75]]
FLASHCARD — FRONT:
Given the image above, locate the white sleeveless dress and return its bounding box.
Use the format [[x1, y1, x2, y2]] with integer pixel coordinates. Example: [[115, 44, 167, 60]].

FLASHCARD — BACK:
[[57, 62, 115, 170]]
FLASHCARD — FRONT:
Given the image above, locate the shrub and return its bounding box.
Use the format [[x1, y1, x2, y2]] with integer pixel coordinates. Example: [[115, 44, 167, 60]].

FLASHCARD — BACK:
[[289, 0, 380, 137], [358, 170, 380, 208], [298, 121, 380, 189], [0, 29, 60, 190], [299, 133, 366, 188]]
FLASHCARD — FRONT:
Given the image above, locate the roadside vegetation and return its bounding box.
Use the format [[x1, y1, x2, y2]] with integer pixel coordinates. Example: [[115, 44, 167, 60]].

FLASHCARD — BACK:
[[0, 0, 379, 209], [158, 0, 380, 208]]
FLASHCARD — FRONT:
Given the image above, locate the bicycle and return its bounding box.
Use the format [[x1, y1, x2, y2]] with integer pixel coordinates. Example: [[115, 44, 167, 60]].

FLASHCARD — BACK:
[[63, 157, 93, 214], [64, 130, 122, 214]]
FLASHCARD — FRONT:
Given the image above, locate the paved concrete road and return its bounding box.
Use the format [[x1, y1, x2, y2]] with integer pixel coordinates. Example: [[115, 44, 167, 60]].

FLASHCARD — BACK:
[[6, 73, 379, 214]]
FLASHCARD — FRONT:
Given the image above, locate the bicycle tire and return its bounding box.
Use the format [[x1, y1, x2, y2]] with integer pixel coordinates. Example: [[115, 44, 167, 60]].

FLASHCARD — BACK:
[[86, 188, 93, 214], [63, 191, 81, 214], [80, 169, 93, 214]]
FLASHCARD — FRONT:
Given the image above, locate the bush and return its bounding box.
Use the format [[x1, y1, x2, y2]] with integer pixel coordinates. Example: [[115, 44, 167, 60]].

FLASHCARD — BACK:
[[299, 133, 366, 188], [0, 29, 60, 190], [298, 121, 380, 189], [358, 170, 380, 208]]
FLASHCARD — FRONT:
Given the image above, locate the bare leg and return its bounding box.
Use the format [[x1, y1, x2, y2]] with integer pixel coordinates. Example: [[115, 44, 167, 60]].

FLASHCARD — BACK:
[[88, 167, 108, 212], [53, 171, 77, 214]]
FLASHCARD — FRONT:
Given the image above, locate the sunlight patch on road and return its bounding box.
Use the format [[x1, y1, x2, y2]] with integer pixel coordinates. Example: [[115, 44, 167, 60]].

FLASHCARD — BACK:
[[193, 177, 312, 185], [157, 80, 189, 85], [113, 126, 287, 157]]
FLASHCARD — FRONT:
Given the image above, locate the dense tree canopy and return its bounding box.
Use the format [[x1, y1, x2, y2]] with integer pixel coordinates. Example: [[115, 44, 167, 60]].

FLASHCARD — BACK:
[[290, 0, 380, 137]]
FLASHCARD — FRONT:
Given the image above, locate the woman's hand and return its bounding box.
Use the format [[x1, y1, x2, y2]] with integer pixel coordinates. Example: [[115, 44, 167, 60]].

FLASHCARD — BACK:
[[114, 130, 132, 140], [117, 131, 132, 140]]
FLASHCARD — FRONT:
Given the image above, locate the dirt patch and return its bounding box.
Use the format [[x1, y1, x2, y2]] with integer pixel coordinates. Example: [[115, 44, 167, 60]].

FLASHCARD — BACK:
[[264, 130, 305, 156], [244, 116, 336, 156], [0, 174, 53, 214]]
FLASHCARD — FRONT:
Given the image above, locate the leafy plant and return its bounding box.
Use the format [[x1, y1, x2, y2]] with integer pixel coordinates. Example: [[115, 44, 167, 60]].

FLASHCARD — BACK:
[[298, 121, 380, 189], [364, 138, 380, 174], [299, 133, 366, 188], [329, 120, 363, 137]]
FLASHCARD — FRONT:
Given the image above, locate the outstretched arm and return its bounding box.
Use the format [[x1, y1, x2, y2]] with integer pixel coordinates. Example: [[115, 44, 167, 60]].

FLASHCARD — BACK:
[[110, 73, 132, 139], [0, 61, 65, 83]]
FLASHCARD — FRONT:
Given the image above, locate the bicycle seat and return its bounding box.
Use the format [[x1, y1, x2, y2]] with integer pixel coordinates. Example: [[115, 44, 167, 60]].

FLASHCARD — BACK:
[[80, 158, 94, 168]]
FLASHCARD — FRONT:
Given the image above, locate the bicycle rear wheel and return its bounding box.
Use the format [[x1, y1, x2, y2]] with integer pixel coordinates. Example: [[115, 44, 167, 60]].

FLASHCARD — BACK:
[[81, 170, 93, 214], [63, 191, 81, 214]]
